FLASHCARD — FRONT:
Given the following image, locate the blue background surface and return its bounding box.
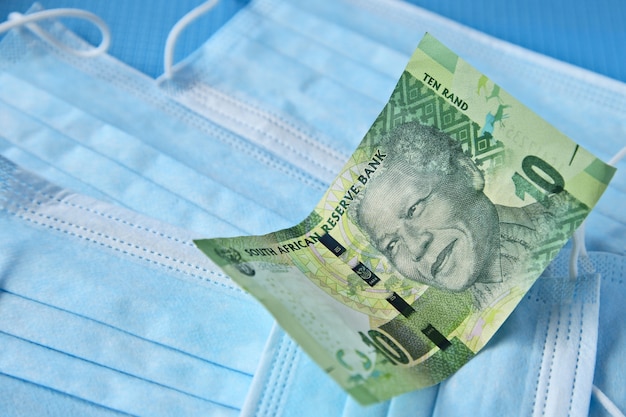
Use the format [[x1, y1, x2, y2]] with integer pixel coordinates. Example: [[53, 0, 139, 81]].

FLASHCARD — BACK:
[[1, 0, 624, 83]]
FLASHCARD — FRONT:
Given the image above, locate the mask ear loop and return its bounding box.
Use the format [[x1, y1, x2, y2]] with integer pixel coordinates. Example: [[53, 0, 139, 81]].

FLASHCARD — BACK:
[[163, 0, 220, 79], [569, 143, 626, 280], [569, 144, 626, 417], [593, 385, 626, 417], [0, 8, 110, 58]]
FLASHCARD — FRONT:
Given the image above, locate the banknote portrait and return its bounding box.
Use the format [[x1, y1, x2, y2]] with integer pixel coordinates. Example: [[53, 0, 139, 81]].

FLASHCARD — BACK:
[[350, 122, 564, 306]]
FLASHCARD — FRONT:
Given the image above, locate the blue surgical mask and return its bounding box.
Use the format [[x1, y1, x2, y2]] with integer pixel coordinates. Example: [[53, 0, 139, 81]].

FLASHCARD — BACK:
[[0, 154, 274, 416], [0, 4, 327, 235], [0, 4, 329, 416]]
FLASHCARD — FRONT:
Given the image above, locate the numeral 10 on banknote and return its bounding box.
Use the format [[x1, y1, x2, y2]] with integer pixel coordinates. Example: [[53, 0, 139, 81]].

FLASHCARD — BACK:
[[513, 155, 565, 204]]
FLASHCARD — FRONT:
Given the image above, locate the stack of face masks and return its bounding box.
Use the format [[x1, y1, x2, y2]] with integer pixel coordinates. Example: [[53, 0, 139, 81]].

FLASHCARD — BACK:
[[0, 155, 275, 416], [0, 5, 328, 234], [0, 0, 624, 416], [0, 4, 326, 416]]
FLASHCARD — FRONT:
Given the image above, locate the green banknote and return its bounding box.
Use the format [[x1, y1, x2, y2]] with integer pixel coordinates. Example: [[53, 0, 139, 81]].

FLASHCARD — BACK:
[[195, 34, 615, 404]]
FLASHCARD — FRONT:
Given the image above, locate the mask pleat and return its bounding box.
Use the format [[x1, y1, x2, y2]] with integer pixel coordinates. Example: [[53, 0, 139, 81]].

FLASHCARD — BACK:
[[244, 10, 397, 102], [0, 332, 239, 417], [0, 72, 317, 235], [265, 2, 408, 79], [0, 137, 113, 202], [1, 159, 276, 415], [293, 0, 420, 54], [163, 70, 348, 183], [0, 101, 241, 235], [166, 0, 405, 152], [0, 291, 250, 408], [175, 36, 380, 153], [0, 373, 131, 417], [0, 27, 329, 227], [0, 73, 296, 235]]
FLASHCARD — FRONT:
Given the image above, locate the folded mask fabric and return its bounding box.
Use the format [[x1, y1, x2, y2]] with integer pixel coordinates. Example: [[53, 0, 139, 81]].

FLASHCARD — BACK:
[[164, 0, 626, 255], [242, 250, 606, 417], [0, 154, 275, 416], [0, 2, 624, 416], [0, 7, 357, 416], [588, 252, 626, 417], [0, 6, 331, 236]]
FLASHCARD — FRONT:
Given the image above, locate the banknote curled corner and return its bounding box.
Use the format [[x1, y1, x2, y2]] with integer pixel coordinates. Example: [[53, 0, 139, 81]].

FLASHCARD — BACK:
[[195, 33, 615, 405]]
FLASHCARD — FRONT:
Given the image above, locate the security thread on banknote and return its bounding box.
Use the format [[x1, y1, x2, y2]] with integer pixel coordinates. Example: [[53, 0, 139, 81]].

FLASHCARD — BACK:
[[195, 33, 615, 404]]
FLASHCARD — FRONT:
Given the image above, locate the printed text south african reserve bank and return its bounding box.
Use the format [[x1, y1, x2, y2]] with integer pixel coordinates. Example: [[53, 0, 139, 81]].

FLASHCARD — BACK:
[[243, 149, 387, 257]]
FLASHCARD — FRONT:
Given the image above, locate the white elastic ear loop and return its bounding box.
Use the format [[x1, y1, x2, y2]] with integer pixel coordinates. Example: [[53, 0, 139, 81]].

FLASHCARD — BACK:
[[0, 9, 110, 58], [569, 143, 626, 279], [608, 144, 626, 167], [592, 385, 626, 417], [569, 223, 587, 280], [163, 0, 220, 79]]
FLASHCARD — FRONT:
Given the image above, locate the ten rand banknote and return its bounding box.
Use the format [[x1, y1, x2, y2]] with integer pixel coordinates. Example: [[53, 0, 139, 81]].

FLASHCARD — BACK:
[[195, 34, 615, 404]]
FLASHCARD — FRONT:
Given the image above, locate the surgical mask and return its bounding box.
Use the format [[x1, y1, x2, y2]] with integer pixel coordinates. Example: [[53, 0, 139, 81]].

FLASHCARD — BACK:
[[3, 2, 624, 413], [163, 0, 626, 254], [0, 154, 275, 416], [0, 4, 328, 416], [0, 4, 327, 236]]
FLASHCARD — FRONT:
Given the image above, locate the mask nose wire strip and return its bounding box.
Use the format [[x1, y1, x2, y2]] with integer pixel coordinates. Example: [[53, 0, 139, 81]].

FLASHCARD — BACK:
[[163, 0, 220, 79], [0, 9, 110, 58], [569, 143, 626, 279]]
